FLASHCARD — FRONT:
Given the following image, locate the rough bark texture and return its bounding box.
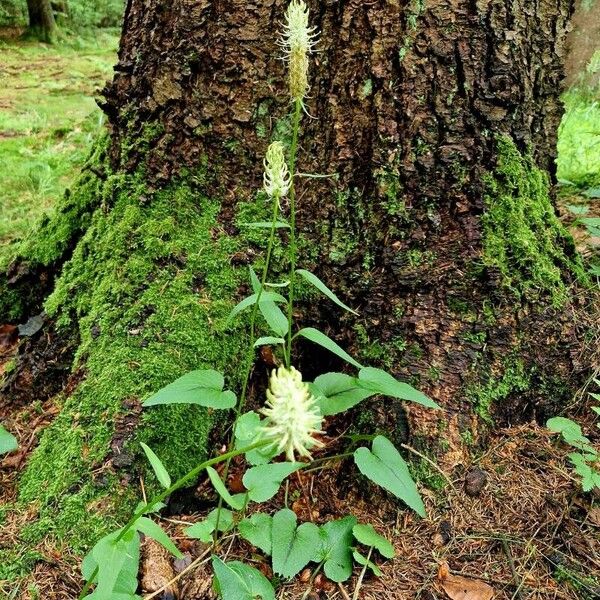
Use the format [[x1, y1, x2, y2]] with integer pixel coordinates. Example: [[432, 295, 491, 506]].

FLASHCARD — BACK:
[[25, 0, 57, 43], [0, 0, 591, 569]]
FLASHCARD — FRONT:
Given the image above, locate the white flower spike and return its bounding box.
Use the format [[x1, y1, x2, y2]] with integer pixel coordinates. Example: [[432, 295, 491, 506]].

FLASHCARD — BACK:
[[263, 141, 290, 198], [260, 366, 324, 461], [279, 0, 318, 103]]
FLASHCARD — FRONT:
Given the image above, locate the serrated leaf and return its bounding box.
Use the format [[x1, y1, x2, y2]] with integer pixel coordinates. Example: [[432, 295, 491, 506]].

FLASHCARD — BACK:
[[315, 516, 357, 582], [296, 269, 358, 314], [547, 416, 596, 452], [272, 508, 320, 579], [140, 443, 171, 489], [353, 550, 382, 576], [143, 370, 236, 409], [134, 517, 183, 559], [358, 367, 439, 409], [212, 557, 275, 600], [207, 466, 246, 510], [254, 336, 285, 347], [296, 328, 363, 369], [0, 425, 17, 455], [229, 291, 287, 321], [352, 524, 395, 558], [311, 372, 374, 416], [243, 462, 303, 503], [354, 436, 425, 517], [239, 513, 273, 555]]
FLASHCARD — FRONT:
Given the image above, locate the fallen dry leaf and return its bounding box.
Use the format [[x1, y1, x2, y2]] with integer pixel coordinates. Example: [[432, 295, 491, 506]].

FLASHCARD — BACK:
[[439, 563, 494, 600]]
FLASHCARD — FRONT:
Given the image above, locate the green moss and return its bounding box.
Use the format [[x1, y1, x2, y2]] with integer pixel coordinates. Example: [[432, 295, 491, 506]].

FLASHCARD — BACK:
[[482, 136, 585, 307], [11, 171, 250, 559], [465, 357, 530, 424]]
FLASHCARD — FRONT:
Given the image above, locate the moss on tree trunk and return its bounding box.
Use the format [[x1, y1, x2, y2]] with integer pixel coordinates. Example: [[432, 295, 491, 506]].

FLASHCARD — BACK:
[[0, 0, 593, 581]]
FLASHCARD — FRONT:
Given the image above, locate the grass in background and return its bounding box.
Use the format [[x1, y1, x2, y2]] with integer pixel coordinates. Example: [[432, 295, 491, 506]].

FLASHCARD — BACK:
[[558, 89, 600, 188], [0, 33, 118, 257]]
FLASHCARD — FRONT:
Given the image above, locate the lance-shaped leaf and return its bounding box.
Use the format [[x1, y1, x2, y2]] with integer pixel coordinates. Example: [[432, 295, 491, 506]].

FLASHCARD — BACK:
[[271, 508, 321, 578], [134, 517, 183, 559], [207, 466, 246, 510], [296, 269, 358, 314], [229, 291, 287, 320], [254, 336, 285, 348], [140, 443, 171, 489], [259, 298, 289, 337], [295, 328, 363, 369], [353, 550, 382, 576], [311, 372, 374, 416], [143, 369, 236, 409], [358, 367, 439, 409], [212, 557, 275, 600], [354, 436, 426, 517], [243, 462, 303, 503]]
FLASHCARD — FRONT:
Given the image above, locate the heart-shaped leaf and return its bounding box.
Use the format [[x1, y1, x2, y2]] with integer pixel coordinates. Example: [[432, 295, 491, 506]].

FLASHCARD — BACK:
[[271, 508, 320, 578], [243, 462, 303, 503], [238, 513, 273, 555], [354, 436, 425, 517], [352, 523, 395, 558], [212, 557, 275, 600], [314, 516, 357, 582], [311, 372, 374, 416]]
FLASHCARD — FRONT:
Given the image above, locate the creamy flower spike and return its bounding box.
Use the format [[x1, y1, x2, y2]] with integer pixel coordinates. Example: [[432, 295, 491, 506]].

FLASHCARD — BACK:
[[260, 366, 324, 461], [280, 0, 318, 103], [263, 141, 290, 198]]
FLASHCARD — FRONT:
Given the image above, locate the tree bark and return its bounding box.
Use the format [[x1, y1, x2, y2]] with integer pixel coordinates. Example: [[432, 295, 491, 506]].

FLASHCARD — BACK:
[[25, 0, 58, 43], [0, 0, 590, 557]]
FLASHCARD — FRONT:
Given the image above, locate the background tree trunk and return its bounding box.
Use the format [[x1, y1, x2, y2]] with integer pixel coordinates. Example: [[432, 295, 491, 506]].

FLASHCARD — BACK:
[[0, 0, 589, 553], [25, 0, 57, 43]]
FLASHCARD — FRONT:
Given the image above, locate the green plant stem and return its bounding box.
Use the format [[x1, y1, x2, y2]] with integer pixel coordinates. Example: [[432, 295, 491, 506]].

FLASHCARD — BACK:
[[213, 190, 281, 537], [285, 98, 303, 367], [79, 440, 269, 599]]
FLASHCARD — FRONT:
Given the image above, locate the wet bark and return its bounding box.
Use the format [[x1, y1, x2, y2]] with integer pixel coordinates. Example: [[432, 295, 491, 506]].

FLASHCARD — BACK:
[[25, 0, 57, 43]]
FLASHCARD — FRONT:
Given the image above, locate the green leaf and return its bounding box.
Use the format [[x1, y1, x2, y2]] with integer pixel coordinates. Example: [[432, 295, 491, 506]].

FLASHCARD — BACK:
[[207, 466, 246, 510], [185, 508, 234, 542], [311, 372, 374, 416], [240, 221, 290, 229], [238, 513, 273, 555], [143, 369, 236, 409], [358, 367, 439, 409], [354, 436, 425, 517], [259, 299, 289, 337], [271, 508, 321, 579], [0, 425, 17, 455], [547, 416, 595, 452], [315, 516, 357, 582], [229, 291, 287, 320], [212, 557, 275, 600], [243, 462, 303, 503], [352, 524, 395, 558], [82, 529, 140, 599], [353, 550, 382, 576], [249, 266, 261, 293], [134, 517, 183, 559], [296, 269, 358, 315], [295, 328, 363, 369], [140, 443, 171, 489], [234, 412, 278, 465], [254, 336, 285, 347]]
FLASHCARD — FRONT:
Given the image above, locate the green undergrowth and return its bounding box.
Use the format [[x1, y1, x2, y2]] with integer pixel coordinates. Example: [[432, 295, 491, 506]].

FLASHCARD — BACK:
[[0, 35, 118, 260], [4, 169, 252, 567], [557, 90, 600, 189], [482, 136, 585, 306]]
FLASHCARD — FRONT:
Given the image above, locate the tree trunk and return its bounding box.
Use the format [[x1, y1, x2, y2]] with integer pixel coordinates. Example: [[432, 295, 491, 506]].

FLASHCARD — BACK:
[[25, 0, 57, 43], [0, 0, 589, 557]]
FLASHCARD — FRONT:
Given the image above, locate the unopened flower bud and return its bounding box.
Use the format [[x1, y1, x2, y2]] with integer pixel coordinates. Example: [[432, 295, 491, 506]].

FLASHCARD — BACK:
[[263, 141, 290, 198]]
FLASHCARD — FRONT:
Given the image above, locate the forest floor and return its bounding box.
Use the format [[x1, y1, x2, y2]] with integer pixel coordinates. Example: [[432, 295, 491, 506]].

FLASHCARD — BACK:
[[0, 36, 599, 600]]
